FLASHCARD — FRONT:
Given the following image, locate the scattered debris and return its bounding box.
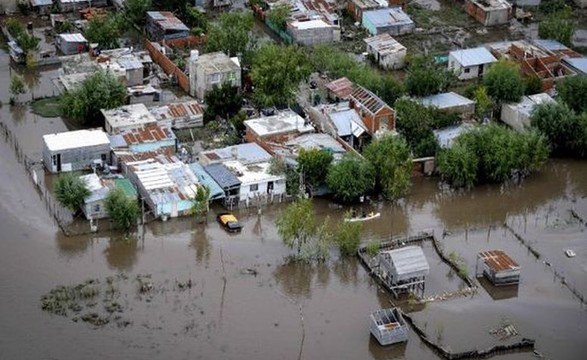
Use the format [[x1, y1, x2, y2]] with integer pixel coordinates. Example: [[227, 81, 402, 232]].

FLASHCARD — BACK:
[[564, 249, 576, 258], [490, 323, 518, 340]]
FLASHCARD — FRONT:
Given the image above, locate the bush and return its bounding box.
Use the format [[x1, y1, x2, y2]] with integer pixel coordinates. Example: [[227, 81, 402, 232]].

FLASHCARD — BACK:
[[54, 173, 90, 212], [531, 101, 587, 157], [336, 214, 363, 256], [483, 60, 525, 103], [104, 188, 139, 230]]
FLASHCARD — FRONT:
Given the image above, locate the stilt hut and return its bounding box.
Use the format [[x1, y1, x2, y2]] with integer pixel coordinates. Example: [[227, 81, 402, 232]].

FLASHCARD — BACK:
[[377, 245, 429, 298]]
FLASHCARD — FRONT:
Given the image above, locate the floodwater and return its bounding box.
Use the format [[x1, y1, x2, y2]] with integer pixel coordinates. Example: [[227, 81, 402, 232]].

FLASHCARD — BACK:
[[1, 51, 587, 360]]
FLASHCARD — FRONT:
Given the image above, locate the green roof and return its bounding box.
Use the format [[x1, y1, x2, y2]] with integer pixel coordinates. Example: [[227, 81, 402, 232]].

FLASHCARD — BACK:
[[114, 178, 138, 198]]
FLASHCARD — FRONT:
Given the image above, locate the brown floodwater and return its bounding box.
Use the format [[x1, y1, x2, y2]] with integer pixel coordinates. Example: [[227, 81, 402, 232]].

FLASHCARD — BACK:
[[1, 49, 586, 360]]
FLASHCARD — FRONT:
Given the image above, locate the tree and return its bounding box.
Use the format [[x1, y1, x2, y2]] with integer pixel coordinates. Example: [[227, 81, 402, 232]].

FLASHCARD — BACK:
[[524, 75, 543, 96], [60, 70, 127, 126], [557, 75, 587, 113], [104, 188, 139, 231], [54, 173, 90, 212], [335, 214, 363, 256], [203, 81, 243, 123], [531, 101, 587, 157], [84, 14, 126, 50], [437, 143, 478, 189], [206, 11, 256, 65], [363, 135, 413, 200], [326, 154, 375, 203], [9, 75, 26, 104], [276, 197, 316, 257], [538, 8, 575, 48], [405, 56, 455, 97], [483, 59, 525, 103], [190, 186, 211, 221], [297, 148, 333, 191], [123, 0, 152, 27], [473, 86, 493, 120], [251, 43, 311, 107], [267, 4, 290, 31], [185, 6, 208, 35]]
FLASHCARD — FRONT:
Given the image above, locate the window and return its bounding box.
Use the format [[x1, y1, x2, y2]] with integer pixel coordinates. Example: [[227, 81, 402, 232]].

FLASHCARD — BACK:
[[464, 67, 470, 74], [93, 204, 100, 212], [101, 153, 107, 161], [250, 184, 258, 192], [208, 73, 221, 84]]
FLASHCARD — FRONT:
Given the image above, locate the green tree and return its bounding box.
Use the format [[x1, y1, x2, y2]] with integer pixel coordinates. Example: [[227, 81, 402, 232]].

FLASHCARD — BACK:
[[276, 197, 316, 256], [104, 188, 139, 230], [60, 70, 127, 126], [84, 13, 126, 49], [9, 75, 26, 104], [267, 4, 290, 31], [206, 11, 256, 65], [363, 135, 413, 200], [557, 75, 587, 113], [190, 185, 211, 221], [297, 148, 333, 191], [251, 43, 311, 107], [123, 0, 152, 27], [539, 0, 567, 14], [473, 86, 493, 120], [184, 5, 208, 35], [524, 75, 543, 96], [335, 213, 363, 256], [405, 56, 455, 97], [531, 101, 587, 157], [437, 143, 478, 189], [54, 173, 90, 212], [203, 81, 243, 123], [538, 8, 575, 47], [326, 153, 375, 203], [483, 59, 525, 103]]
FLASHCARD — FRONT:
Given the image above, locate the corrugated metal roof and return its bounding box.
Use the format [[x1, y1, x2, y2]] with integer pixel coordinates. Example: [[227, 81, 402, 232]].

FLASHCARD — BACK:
[[364, 33, 405, 56], [363, 7, 414, 27], [58, 33, 87, 43], [31, 0, 53, 6], [150, 101, 204, 121], [350, 86, 389, 115], [479, 250, 519, 272], [44, 129, 110, 152], [122, 125, 176, 145], [329, 109, 367, 138], [383, 246, 430, 277], [114, 178, 138, 198], [563, 57, 587, 74], [533, 39, 569, 52], [189, 162, 225, 200], [147, 11, 189, 31], [201, 143, 273, 165], [204, 163, 241, 189], [419, 92, 475, 110], [326, 77, 353, 99], [449, 47, 497, 67]]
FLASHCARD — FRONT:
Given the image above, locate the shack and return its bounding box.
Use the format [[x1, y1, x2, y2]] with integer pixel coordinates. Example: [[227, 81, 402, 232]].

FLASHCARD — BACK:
[[146, 11, 190, 41], [418, 92, 476, 116], [203, 163, 242, 209], [376, 245, 430, 298], [448, 47, 497, 80], [288, 19, 339, 46], [369, 308, 409, 346], [149, 101, 204, 129], [325, 77, 353, 102], [102, 104, 158, 135], [476, 249, 520, 286], [42, 129, 111, 173], [80, 174, 137, 220], [361, 7, 415, 36], [500, 93, 554, 131], [55, 33, 88, 55], [347, 0, 380, 22], [349, 85, 395, 135], [108, 125, 177, 154], [464, 0, 512, 26], [30, 0, 53, 15], [364, 33, 406, 70]]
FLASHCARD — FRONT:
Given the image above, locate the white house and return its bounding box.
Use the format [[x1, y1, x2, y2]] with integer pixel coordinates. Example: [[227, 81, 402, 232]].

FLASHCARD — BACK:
[[500, 93, 555, 131], [188, 50, 241, 100], [42, 129, 111, 173], [364, 33, 407, 70], [448, 47, 497, 80], [102, 103, 158, 134]]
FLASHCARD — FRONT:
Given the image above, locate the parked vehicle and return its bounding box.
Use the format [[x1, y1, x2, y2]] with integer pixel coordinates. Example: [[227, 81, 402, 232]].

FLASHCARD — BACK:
[[217, 213, 243, 233]]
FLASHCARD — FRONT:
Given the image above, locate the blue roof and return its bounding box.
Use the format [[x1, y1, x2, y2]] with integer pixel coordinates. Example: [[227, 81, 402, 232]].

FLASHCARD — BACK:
[[203, 163, 241, 190], [449, 47, 497, 67], [419, 92, 475, 110], [363, 7, 414, 27], [189, 162, 225, 200], [563, 57, 587, 74], [202, 143, 273, 165], [108, 134, 127, 148], [533, 39, 569, 52]]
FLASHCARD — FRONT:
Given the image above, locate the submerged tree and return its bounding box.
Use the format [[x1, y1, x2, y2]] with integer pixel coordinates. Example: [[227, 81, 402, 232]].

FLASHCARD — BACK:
[[105, 188, 139, 231], [9, 75, 26, 104], [531, 101, 587, 157], [326, 153, 375, 203], [190, 185, 211, 222], [437, 143, 478, 189], [276, 197, 317, 258], [557, 75, 587, 114], [54, 173, 90, 213], [297, 148, 333, 192], [335, 214, 363, 256]]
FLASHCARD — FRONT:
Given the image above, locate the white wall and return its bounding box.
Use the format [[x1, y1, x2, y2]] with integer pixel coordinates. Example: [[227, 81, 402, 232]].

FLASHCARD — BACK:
[[380, 49, 407, 70], [449, 56, 481, 80]]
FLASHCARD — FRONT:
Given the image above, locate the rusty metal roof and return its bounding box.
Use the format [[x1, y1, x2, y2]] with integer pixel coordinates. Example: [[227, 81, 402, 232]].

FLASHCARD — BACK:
[[122, 126, 175, 145], [326, 77, 353, 99], [479, 250, 520, 272]]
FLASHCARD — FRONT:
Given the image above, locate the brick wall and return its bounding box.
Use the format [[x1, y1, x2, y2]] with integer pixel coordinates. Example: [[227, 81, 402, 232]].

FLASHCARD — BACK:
[[144, 39, 190, 93]]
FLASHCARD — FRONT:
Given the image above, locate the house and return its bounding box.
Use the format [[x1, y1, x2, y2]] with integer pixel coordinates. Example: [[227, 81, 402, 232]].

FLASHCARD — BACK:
[[244, 109, 315, 144], [126, 155, 202, 219], [42, 129, 111, 173], [109, 125, 177, 154], [364, 33, 406, 70], [188, 162, 225, 200], [222, 160, 287, 208], [448, 47, 497, 80], [377, 246, 430, 298], [476, 249, 520, 286], [146, 11, 190, 41], [325, 77, 354, 102], [114, 57, 145, 87], [198, 143, 273, 166], [112, 148, 174, 174], [288, 19, 340, 46], [362, 7, 415, 36], [271, 132, 349, 164], [188, 51, 241, 99], [149, 101, 204, 129], [500, 93, 555, 131], [326, 105, 369, 149], [55, 33, 88, 55], [418, 92, 476, 116], [349, 85, 395, 135], [203, 163, 241, 208], [102, 104, 158, 134], [347, 0, 380, 22], [29, 0, 53, 15], [79, 173, 137, 220], [433, 124, 474, 149], [464, 0, 512, 26]]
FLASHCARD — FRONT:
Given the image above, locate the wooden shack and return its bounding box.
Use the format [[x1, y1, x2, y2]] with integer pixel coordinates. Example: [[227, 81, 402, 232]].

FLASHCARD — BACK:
[[476, 250, 520, 286], [377, 245, 430, 297], [369, 308, 409, 346]]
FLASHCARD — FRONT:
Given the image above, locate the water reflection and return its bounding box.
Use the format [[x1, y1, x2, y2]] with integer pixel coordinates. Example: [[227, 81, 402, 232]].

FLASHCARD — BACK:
[[103, 235, 139, 272], [22, 67, 41, 101], [273, 262, 314, 300], [332, 257, 360, 287], [368, 335, 407, 360], [9, 103, 26, 123], [189, 226, 211, 265], [55, 231, 93, 256]]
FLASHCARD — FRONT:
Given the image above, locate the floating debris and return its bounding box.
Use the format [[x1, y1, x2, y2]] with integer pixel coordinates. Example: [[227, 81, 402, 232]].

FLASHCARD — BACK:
[[490, 323, 518, 340]]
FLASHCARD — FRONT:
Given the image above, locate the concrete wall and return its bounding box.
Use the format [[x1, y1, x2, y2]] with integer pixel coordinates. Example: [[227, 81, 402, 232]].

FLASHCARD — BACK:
[[192, 66, 240, 100], [43, 143, 111, 173], [239, 178, 286, 199], [82, 199, 108, 220], [290, 26, 335, 46], [128, 140, 176, 154], [378, 49, 407, 70]]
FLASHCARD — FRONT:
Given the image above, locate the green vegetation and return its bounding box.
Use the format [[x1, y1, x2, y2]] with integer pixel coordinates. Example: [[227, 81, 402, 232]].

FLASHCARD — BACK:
[[363, 135, 413, 200], [335, 213, 363, 256], [473, 86, 492, 120], [557, 75, 587, 114], [60, 70, 127, 127], [251, 43, 311, 107], [405, 56, 455, 97], [104, 188, 139, 231], [31, 97, 62, 117], [84, 14, 126, 49], [206, 11, 256, 65], [531, 102, 587, 157], [524, 76, 543, 96], [184, 6, 208, 35], [267, 4, 291, 31], [366, 240, 380, 257], [297, 148, 333, 191], [190, 186, 211, 221], [54, 173, 90, 212], [538, 8, 575, 48], [123, 0, 152, 27], [326, 153, 375, 203], [203, 82, 243, 123], [5, 18, 40, 58], [483, 60, 525, 103], [438, 125, 549, 187]]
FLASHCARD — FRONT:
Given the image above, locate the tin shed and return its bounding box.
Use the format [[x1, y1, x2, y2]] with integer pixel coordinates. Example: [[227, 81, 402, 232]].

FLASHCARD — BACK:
[[56, 33, 88, 55]]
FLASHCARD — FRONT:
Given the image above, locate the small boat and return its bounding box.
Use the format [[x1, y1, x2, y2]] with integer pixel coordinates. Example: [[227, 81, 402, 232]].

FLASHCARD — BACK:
[[344, 212, 381, 223], [369, 308, 409, 346], [564, 249, 576, 258], [217, 213, 243, 233]]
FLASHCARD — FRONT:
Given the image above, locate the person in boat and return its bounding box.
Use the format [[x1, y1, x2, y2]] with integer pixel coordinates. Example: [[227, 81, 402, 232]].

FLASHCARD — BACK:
[[362, 210, 366, 218], [368, 211, 374, 217]]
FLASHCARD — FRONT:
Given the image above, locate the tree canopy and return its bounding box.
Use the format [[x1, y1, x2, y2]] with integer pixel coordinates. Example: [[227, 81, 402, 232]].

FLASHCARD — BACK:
[[104, 188, 139, 231], [203, 82, 243, 123], [335, 214, 363, 256], [276, 197, 320, 259], [9, 75, 26, 104], [190, 186, 211, 221], [60, 70, 127, 126], [326, 153, 375, 203], [251, 43, 311, 107], [538, 8, 575, 48], [363, 135, 413, 200], [297, 148, 333, 192], [206, 11, 256, 65], [267, 4, 291, 31], [482, 59, 525, 103], [123, 0, 152, 26], [405, 56, 455, 97], [557, 75, 587, 114], [54, 173, 90, 212], [531, 101, 587, 157], [84, 14, 126, 50]]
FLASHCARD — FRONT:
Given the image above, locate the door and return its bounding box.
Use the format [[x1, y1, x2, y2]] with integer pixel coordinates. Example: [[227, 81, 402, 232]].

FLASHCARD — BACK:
[[267, 181, 274, 194], [56, 153, 62, 172], [479, 64, 484, 76]]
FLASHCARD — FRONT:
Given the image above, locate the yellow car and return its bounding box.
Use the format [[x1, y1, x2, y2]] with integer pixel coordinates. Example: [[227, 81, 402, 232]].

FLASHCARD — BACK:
[[216, 213, 243, 233]]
